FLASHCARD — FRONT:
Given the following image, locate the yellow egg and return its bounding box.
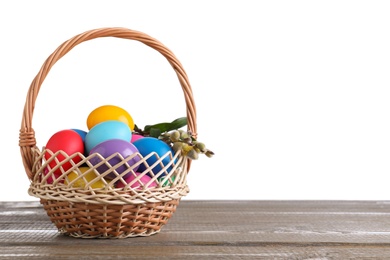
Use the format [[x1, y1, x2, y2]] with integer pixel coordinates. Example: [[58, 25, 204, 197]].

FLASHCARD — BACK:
[[87, 105, 134, 131], [65, 166, 107, 189]]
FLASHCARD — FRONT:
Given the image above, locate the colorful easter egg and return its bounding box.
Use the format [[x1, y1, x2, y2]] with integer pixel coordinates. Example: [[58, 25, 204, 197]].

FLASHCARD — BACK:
[[116, 172, 157, 189], [85, 120, 132, 154], [65, 166, 108, 189], [89, 139, 140, 179], [44, 129, 84, 175], [133, 137, 176, 177], [71, 129, 87, 142], [158, 175, 176, 187], [41, 167, 63, 184], [87, 105, 134, 131], [131, 134, 144, 143]]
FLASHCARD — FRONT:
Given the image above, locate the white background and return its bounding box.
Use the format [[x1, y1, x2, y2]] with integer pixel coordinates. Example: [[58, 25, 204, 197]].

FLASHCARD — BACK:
[[1, 1, 390, 201]]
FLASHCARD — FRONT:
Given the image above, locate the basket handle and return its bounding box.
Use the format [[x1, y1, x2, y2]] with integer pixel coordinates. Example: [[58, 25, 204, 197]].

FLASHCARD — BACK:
[[19, 27, 197, 180]]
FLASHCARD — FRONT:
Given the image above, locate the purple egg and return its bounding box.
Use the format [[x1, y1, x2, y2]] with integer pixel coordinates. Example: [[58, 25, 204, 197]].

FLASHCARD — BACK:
[[89, 139, 140, 179]]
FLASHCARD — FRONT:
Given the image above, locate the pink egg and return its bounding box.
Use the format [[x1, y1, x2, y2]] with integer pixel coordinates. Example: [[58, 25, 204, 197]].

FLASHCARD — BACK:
[[116, 172, 157, 189], [131, 134, 144, 143], [42, 167, 63, 184]]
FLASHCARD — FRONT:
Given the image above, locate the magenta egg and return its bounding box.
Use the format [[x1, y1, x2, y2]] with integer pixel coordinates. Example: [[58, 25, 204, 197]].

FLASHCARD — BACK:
[[89, 139, 140, 179], [116, 172, 158, 189], [131, 134, 144, 143], [41, 167, 63, 184]]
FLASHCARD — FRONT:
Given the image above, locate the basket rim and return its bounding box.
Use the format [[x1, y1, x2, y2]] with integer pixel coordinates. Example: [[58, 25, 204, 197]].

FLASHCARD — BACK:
[[28, 146, 190, 204]]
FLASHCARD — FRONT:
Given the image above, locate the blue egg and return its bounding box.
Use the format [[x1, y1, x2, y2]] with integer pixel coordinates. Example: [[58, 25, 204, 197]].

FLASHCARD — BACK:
[[85, 120, 132, 154], [133, 137, 176, 177], [71, 128, 88, 156], [71, 129, 87, 142]]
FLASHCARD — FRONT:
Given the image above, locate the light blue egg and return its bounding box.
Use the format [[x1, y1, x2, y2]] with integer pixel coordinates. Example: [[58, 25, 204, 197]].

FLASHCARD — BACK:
[[85, 120, 132, 154]]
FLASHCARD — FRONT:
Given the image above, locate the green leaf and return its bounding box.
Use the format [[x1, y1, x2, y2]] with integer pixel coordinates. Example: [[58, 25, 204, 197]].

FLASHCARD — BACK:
[[144, 123, 171, 133], [169, 117, 187, 131], [149, 127, 162, 138], [144, 117, 187, 134]]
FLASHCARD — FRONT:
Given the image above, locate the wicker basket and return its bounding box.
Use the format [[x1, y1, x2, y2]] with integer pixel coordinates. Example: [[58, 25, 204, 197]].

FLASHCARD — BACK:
[[19, 27, 196, 238]]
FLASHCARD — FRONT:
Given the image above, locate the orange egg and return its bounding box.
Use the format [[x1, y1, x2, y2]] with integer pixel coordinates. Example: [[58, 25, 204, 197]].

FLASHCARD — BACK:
[[86, 105, 134, 130]]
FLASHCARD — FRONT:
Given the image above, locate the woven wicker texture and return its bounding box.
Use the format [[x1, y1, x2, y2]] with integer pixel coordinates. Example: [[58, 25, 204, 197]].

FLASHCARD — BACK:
[[41, 199, 180, 238], [18, 27, 196, 238]]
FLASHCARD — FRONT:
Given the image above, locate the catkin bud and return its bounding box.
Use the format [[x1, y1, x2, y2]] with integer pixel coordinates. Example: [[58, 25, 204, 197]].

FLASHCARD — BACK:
[[170, 130, 180, 142], [182, 143, 193, 153], [172, 142, 183, 153], [195, 142, 206, 153], [205, 150, 214, 158], [187, 149, 199, 160], [180, 131, 190, 140], [163, 132, 171, 137]]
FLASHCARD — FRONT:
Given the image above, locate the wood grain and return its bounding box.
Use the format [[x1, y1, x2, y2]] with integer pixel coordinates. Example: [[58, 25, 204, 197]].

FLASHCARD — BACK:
[[1, 200, 390, 259]]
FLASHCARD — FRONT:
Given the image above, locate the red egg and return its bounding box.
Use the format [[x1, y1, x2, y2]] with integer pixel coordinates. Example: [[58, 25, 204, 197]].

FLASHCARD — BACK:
[[44, 129, 84, 175]]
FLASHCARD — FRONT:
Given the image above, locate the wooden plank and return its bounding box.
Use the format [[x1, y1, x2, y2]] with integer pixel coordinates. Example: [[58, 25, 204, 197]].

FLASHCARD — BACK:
[[2, 244, 390, 259], [1, 200, 390, 259]]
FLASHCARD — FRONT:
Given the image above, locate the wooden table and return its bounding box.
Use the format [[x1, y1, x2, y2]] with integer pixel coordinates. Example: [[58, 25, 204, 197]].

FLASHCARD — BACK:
[[1, 200, 390, 259]]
